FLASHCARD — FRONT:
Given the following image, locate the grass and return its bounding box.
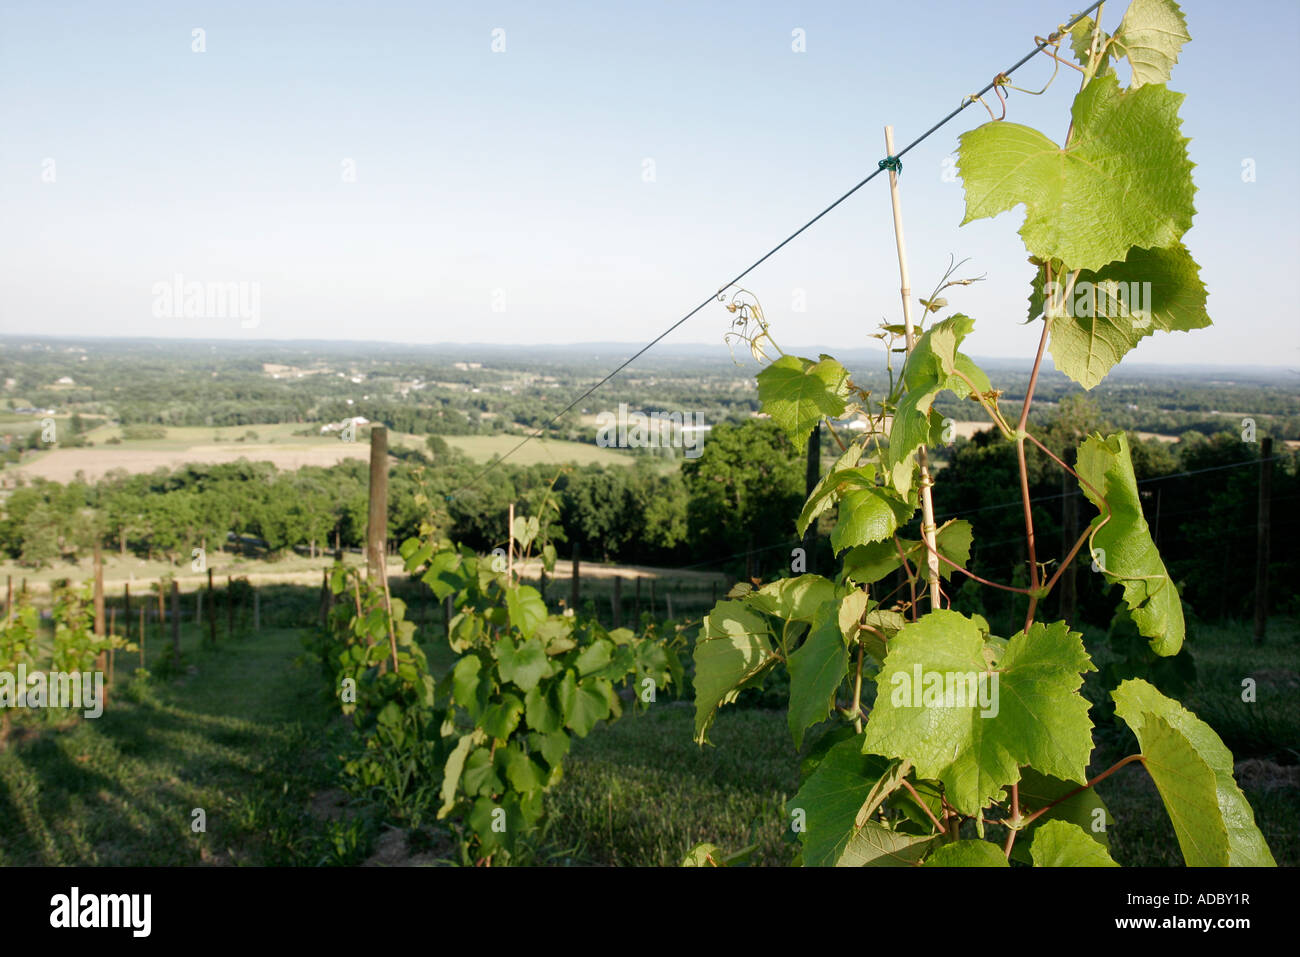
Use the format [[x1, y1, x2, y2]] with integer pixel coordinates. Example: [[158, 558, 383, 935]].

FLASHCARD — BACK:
[[2, 597, 1294, 866], [0, 618, 371, 866], [546, 706, 797, 866]]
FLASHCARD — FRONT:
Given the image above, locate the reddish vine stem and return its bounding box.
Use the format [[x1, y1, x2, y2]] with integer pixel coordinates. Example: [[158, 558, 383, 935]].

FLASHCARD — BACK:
[[901, 778, 947, 834], [1004, 782, 1022, 857], [892, 534, 919, 622], [916, 538, 1036, 595], [1019, 754, 1146, 829], [1017, 318, 1053, 631]]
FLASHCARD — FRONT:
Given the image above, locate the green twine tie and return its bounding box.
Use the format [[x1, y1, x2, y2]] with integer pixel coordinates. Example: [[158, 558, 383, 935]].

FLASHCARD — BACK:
[[878, 155, 902, 174]]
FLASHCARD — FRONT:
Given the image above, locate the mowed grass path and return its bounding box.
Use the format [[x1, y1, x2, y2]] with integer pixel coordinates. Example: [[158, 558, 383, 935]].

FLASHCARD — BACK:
[[0, 623, 350, 866]]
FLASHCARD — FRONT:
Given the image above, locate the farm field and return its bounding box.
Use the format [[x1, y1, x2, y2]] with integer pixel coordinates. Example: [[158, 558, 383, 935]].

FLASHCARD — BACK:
[[441, 433, 635, 466], [0, 422, 635, 484]]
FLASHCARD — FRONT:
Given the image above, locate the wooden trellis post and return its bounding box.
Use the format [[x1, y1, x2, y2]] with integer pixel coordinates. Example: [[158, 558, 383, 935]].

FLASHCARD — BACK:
[[170, 579, 181, 669], [207, 569, 217, 646], [93, 544, 105, 674], [570, 544, 581, 612], [367, 426, 389, 582], [884, 124, 941, 613], [507, 502, 515, 584], [1254, 436, 1273, 645]]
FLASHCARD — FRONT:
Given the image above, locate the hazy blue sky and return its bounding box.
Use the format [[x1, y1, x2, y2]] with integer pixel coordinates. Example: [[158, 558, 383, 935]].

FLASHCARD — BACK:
[[1, 0, 1297, 369]]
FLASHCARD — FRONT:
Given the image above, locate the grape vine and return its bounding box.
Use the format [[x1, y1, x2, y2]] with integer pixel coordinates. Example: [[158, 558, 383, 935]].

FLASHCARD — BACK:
[[687, 0, 1276, 868], [312, 504, 685, 864]]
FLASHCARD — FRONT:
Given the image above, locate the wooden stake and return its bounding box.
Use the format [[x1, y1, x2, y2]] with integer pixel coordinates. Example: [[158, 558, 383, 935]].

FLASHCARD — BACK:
[[93, 543, 106, 674], [226, 576, 234, 640], [366, 426, 389, 582], [884, 125, 941, 613], [507, 502, 515, 584], [570, 544, 581, 612], [803, 423, 821, 575], [207, 568, 217, 646], [139, 605, 145, 668], [253, 586, 260, 632], [612, 575, 622, 628], [320, 570, 330, 628], [170, 579, 181, 668], [1254, 436, 1273, 645], [109, 607, 116, 688]]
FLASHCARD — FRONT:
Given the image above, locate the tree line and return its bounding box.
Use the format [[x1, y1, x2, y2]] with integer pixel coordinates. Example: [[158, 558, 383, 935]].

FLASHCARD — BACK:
[[1, 407, 1293, 629]]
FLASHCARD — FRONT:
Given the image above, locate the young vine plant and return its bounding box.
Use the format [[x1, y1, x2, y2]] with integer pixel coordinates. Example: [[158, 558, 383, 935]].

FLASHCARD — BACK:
[[687, 0, 1276, 867], [313, 492, 685, 865]]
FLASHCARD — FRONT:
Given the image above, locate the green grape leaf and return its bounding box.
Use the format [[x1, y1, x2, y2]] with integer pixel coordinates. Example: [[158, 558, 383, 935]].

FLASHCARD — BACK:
[[889, 316, 987, 470], [756, 354, 850, 445], [1077, 431, 1184, 655], [558, 672, 612, 738], [481, 692, 524, 740], [1113, 0, 1190, 89], [503, 745, 548, 795], [956, 74, 1194, 272], [693, 601, 778, 744], [896, 519, 974, 582], [452, 654, 489, 720], [1112, 679, 1276, 866], [528, 729, 570, 768], [745, 574, 840, 623], [796, 439, 867, 534], [462, 748, 503, 797], [862, 611, 1096, 815], [789, 736, 924, 866], [841, 540, 904, 585], [680, 842, 757, 867], [511, 514, 539, 550], [523, 683, 564, 733], [680, 843, 726, 867], [574, 637, 614, 677], [1068, 16, 1112, 74], [1029, 819, 1120, 867], [837, 822, 937, 867], [830, 482, 915, 555], [787, 602, 850, 748], [1010, 767, 1113, 865], [496, 636, 549, 692], [1033, 245, 1210, 389], [923, 840, 1008, 867], [504, 585, 547, 639], [438, 733, 477, 819], [469, 795, 519, 856], [858, 609, 906, 663]]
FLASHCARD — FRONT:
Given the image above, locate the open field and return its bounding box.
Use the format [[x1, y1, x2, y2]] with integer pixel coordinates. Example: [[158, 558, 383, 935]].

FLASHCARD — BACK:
[[441, 433, 635, 466], [1, 421, 636, 484]]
